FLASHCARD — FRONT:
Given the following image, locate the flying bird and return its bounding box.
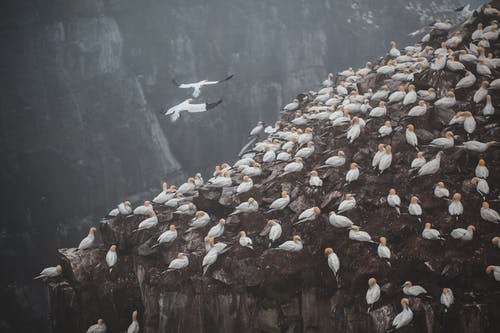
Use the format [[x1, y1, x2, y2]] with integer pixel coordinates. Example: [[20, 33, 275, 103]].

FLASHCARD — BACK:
[[163, 98, 223, 122], [172, 74, 233, 97]]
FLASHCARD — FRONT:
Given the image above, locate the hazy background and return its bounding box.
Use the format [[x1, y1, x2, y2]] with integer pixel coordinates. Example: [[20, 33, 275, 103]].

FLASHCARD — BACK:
[[0, 0, 483, 331]]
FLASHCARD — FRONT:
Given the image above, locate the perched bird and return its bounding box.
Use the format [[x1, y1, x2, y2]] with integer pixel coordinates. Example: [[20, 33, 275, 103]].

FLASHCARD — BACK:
[[417, 151, 444, 177], [34, 265, 62, 280], [324, 247, 340, 279], [105, 245, 117, 269], [283, 99, 300, 111], [328, 211, 354, 228], [428, 131, 454, 149], [108, 201, 132, 217], [378, 145, 392, 174], [389, 41, 401, 57], [434, 91, 456, 109], [185, 211, 210, 233], [125, 310, 139, 333], [321, 150, 346, 168], [448, 193, 464, 219], [236, 176, 253, 194], [309, 170, 323, 187], [134, 211, 158, 232], [403, 85, 417, 105], [153, 225, 178, 248], [392, 298, 413, 329], [482, 95, 495, 116], [475, 159, 489, 178], [172, 75, 233, 97], [440, 288, 454, 309], [486, 265, 500, 281], [378, 121, 393, 137], [346, 163, 360, 183], [280, 157, 304, 177], [422, 223, 444, 240], [463, 111, 476, 135], [202, 238, 222, 275], [366, 278, 381, 306], [458, 140, 497, 152], [164, 98, 223, 122], [408, 100, 427, 117], [481, 202, 500, 223], [230, 198, 259, 215], [471, 177, 489, 198], [402, 281, 427, 296], [338, 194, 356, 214], [164, 253, 189, 272], [411, 152, 426, 170], [278, 235, 303, 252], [387, 188, 401, 215], [177, 178, 196, 194], [491, 236, 500, 249], [86, 319, 106, 333], [372, 144, 386, 169], [175, 202, 197, 215], [388, 86, 406, 104], [266, 191, 290, 213], [455, 71, 476, 89], [349, 226, 374, 243], [153, 183, 175, 204], [295, 141, 315, 159], [369, 101, 387, 117], [408, 196, 422, 221], [434, 182, 450, 198], [405, 124, 418, 149], [378, 237, 391, 260], [347, 117, 362, 143], [267, 220, 282, 247], [295, 207, 321, 224], [78, 227, 97, 250], [238, 231, 254, 249], [473, 81, 489, 103], [207, 171, 232, 187], [451, 225, 475, 241], [133, 201, 153, 215], [194, 173, 204, 188], [207, 219, 225, 238]]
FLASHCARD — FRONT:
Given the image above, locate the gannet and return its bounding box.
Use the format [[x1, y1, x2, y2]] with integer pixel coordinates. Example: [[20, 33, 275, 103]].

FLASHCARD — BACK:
[[446, 31, 462, 47], [78, 227, 97, 250], [207, 219, 225, 238], [408, 196, 422, 221], [207, 171, 232, 187], [338, 194, 356, 214], [108, 201, 132, 217], [475, 159, 489, 178], [34, 265, 62, 280], [309, 170, 323, 187], [372, 144, 386, 169], [125, 310, 139, 333], [473, 81, 489, 104], [175, 202, 196, 215], [387, 189, 401, 215], [134, 211, 158, 231], [483, 27, 499, 40], [448, 111, 465, 126], [434, 182, 449, 198], [378, 237, 391, 259], [328, 211, 354, 228], [282, 136, 298, 151], [378, 145, 392, 174], [185, 211, 210, 233], [481, 202, 500, 223], [280, 157, 303, 177], [392, 298, 413, 329], [291, 114, 308, 126], [462, 111, 477, 136], [486, 265, 500, 282], [172, 75, 232, 98], [164, 193, 185, 208], [177, 178, 196, 194], [105, 245, 117, 268], [492, 237, 500, 248], [298, 128, 313, 146], [371, 85, 390, 101], [164, 98, 223, 122], [322, 150, 346, 168], [322, 73, 334, 87], [230, 198, 258, 215], [402, 281, 427, 296], [459, 50, 478, 63], [276, 148, 292, 161], [403, 85, 417, 105], [458, 140, 497, 152], [295, 141, 315, 159], [349, 226, 373, 243], [346, 163, 360, 183], [447, 55, 465, 71], [455, 71, 476, 89], [249, 121, 264, 137], [439, 288, 454, 309], [484, 3, 499, 15], [154, 225, 178, 247], [471, 177, 489, 198], [202, 238, 222, 275], [428, 131, 454, 149], [451, 225, 475, 240], [134, 201, 153, 215], [417, 151, 444, 177], [422, 223, 444, 240], [262, 146, 276, 163], [236, 176, 253, 194], [278, 235, 303, 252], [477, 60, 492, 77], [389, 41, 401, 57], [267, 220, 282, 247], [266, 191, 290, 213], [490, 78, 500, 89], [238, 162, 262, 177], [417, 87, 436, 101], [434, 91, 456, 109], [339, 67, 354, 77], [347, 117, 362, 143], [408, 100, 427, 117], [378, 120, 393, 137], [322, 247, 340, 280], [389, 86, 406, 104], [164, 253, 189, 272], [86, 319, 106, 333], [411, 152, 426, 170], [448, 193, 464, 218], [265, 120, 282, 134], [366, 278, 381, 306], [236, 231, 254, 250], [482, 95, 495, 116], [369, 101, 386, 117], [431, 54, 446, 71], [331, 110, 351, 127], [153, 183, 175, 204], [472, 23, 483, 40], [433, 19, 452, 30], [376, 60, 395, 75], [295, 207, 321, 225], [405, 124, 418, 148]]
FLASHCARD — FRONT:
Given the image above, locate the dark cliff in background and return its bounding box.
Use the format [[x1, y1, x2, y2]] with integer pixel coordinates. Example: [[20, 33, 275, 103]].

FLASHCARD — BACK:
[[0, 0, 477, 332]]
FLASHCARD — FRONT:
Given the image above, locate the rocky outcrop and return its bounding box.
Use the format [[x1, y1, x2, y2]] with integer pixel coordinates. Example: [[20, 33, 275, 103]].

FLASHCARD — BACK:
[[44, 4, 500, 332]]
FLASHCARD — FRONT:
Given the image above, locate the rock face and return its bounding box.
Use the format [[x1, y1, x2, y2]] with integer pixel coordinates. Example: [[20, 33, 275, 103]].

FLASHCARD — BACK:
[[44, 3, 500, 333]]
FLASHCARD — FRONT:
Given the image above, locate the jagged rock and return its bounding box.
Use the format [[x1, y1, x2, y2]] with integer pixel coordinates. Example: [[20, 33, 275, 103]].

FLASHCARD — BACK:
[[369, 305, 395, 333]]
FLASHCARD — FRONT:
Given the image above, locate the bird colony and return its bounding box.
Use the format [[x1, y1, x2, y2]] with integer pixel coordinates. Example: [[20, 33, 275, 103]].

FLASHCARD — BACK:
[[38, 3, 500, 333]]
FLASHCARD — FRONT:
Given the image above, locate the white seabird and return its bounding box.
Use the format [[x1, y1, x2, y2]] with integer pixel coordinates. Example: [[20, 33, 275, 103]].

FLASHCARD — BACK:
[[277, 235, 303, 252], [164, 98, 223, 122], [172, 75, 233, 97]]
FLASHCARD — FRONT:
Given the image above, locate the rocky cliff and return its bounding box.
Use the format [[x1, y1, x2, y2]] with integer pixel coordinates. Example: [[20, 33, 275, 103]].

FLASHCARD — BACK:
[[42, 3, 500, 333]]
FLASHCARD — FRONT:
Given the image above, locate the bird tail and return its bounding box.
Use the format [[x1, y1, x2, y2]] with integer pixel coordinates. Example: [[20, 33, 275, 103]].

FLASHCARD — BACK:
[[170, 111, 180, 122], [203, 265, 210, 276], [265, 209, 276, 214], [150, 243, 160, 249], [221, 74, 234, 82], [395, 206, 401, 215], [248, 245, 254, 250], [229, 210, 238, 216], [172, 78, 181, 86], [132, 229, 140, 233], [184, 227, 194, 234], [33, 275, 43, 280], [206, 99, 223, 110]]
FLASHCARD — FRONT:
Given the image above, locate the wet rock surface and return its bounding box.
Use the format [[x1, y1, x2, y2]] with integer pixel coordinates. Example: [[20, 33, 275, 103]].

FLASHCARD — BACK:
[[43, 3, 500, 333]]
